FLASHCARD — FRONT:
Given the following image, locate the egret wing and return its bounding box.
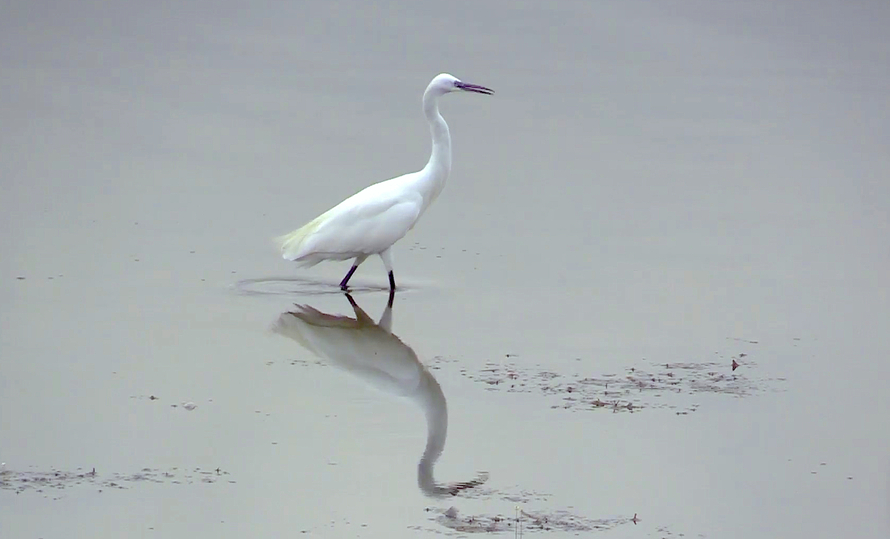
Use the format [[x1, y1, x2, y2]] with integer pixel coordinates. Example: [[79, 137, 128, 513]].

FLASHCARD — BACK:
[[297, 186, 422, 260]]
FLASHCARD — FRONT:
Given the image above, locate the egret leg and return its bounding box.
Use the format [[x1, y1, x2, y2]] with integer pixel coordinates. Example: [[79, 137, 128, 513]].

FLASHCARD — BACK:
[[379, 248, 396, 290], [340, 255, 367, 290], [339, 266, 358, 290]]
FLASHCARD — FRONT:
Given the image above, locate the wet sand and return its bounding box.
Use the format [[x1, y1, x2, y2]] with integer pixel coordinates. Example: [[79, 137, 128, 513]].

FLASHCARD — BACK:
[[2, 1, 889, 537]]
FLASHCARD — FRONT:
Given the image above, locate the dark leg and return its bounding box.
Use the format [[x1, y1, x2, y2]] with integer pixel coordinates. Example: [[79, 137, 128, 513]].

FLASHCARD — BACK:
[[388, 271, 396, 291], [344, 292, 358, 309], [340, 265, 358, 290], [386, 286, 395, 309]]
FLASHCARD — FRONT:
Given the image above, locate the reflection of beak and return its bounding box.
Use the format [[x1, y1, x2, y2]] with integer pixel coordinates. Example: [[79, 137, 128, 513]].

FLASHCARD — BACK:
[[455, 81, 494, 95]]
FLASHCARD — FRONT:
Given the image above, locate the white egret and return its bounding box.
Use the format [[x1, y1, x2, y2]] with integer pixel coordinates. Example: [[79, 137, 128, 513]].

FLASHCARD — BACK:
[[276, 73, 494, 290]]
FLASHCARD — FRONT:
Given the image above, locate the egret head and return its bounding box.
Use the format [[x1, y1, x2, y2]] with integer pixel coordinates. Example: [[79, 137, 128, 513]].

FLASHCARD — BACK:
[[428, 73, 494, 96]]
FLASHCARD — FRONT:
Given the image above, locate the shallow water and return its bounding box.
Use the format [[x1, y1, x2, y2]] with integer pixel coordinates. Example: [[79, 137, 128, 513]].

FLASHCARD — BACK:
[[2, 1, 889, 537]]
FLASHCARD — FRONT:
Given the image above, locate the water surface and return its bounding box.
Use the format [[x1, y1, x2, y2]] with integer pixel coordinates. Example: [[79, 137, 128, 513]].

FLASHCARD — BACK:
[[2, 1, 889, 537]]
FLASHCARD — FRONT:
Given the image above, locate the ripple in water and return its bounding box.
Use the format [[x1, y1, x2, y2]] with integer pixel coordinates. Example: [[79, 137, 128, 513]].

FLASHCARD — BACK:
[[232, 276, 410, 297]]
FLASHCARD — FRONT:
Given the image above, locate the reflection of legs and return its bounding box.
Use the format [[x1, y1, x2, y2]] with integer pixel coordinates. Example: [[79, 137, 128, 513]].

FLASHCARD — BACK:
[[377, 286, 395, 332], [344, 289, 394, 310], [379, 248, 396, 290], [343, 290, 395, 332], [339, 255, 368, 290]]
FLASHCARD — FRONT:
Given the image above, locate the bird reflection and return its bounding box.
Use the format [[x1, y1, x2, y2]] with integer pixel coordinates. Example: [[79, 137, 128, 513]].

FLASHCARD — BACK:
[[272, 290, 487, 498]]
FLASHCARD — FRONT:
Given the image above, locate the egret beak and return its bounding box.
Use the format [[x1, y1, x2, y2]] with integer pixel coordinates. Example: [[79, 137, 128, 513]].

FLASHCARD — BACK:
[[455, 81, 494, 95]]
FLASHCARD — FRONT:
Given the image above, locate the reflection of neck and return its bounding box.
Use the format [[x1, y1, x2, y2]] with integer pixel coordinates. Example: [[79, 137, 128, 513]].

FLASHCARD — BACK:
[[416, 369, 452, 497], [415, 369, 488, 498]]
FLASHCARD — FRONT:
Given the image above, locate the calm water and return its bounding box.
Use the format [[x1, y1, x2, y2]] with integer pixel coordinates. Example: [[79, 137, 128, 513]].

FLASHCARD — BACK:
[[2, 1, 889, 537]]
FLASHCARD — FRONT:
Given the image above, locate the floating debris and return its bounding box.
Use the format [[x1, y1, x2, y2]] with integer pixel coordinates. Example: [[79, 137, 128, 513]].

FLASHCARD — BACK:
[[451, 349, 782, 414], [0, 466, 232, 496], [421, 504, 636, 534]]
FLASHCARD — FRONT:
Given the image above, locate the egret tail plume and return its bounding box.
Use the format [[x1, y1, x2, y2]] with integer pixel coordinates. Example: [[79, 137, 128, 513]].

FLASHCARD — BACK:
[[276, 214, 327, 265]]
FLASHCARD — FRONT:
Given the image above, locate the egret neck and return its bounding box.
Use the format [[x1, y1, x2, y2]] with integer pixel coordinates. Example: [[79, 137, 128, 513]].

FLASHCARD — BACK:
[[417, 85, 452, 213]]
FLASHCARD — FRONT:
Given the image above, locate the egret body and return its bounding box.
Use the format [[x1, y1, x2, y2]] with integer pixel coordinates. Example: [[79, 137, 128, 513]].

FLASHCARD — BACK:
[[276, 73, 493, 290]]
